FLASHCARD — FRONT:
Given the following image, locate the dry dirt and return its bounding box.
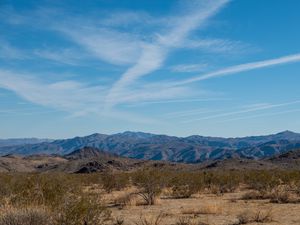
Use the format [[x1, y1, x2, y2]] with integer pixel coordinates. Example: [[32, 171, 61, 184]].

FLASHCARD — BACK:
[[104, 189, 300, 225]]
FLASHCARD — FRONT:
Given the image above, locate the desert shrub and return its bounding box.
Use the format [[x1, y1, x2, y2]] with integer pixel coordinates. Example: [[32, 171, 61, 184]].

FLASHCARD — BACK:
[[295, 181, 300, 197], [54, 193, 111, 225], [6, 173, 81, 208], [241, 190, 266, 200], [167, 172, 204, 198], [0, 173, 112, 225], [201, 172, 240, 195], [169, 185, 195, 199], [278, 171, 300, 185], [132, 169, 166, 205], [216, 174, 240, 193], [244, 171, 281, 193], [0, 174, 13, 205], [101, 172, 130, 193], [113, 192, 137, 208], [0, 207, 52, 225], [268, 185, 300, 203], [269, 188, 289, 203]]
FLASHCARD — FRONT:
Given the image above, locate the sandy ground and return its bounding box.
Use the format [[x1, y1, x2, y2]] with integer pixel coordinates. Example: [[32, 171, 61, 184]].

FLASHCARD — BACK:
[[104, 189, 300, 225]]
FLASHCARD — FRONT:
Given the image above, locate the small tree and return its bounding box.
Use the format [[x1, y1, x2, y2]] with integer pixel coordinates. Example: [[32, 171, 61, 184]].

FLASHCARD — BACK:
[[132, 169, 165, 205]]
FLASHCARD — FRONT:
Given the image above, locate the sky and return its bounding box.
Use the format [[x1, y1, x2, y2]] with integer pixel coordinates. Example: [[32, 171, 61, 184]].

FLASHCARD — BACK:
[[0, 0, 300, 139]]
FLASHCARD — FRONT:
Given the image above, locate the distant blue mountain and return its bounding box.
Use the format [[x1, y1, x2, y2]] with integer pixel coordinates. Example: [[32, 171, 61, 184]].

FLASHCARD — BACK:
[[0, 138, 52, 147], [0, 131, 300, 163]]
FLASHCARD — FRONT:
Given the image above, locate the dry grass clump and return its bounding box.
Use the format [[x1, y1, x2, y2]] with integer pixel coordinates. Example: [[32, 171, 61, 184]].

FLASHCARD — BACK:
[[175, 216, 209, 225], [133, 212, 166, 225], [0, 207, 52, 225], [232, 209, 273, 224]]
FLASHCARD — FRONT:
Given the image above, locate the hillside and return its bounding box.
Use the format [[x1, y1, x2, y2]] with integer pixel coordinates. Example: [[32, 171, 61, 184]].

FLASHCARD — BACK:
[[267, 148, 300, 169], [0, 147, 137, 173], [2, 147, 300, 173], [1, 131, 300, 163]]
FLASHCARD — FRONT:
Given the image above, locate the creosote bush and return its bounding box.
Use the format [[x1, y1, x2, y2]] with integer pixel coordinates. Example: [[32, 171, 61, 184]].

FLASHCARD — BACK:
[[101, 172, 130, 193], [55, 193, 111, 225], [132, 169, 166, 205]]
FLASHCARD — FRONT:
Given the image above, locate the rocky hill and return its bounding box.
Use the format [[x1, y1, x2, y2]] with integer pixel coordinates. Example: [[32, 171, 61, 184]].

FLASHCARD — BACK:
[[1, 147, 300, 173], [0, 147, 139, 173]]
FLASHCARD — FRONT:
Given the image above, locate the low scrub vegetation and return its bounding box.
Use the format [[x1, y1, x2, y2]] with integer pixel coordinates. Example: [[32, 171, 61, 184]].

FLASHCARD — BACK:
[[1, 169, 300, 224]]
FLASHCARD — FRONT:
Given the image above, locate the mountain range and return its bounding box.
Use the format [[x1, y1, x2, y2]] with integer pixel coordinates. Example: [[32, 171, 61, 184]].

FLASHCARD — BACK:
[[1, 146, 300, 173], [1, 131, 300, 163], [0, 138, 52, 147]]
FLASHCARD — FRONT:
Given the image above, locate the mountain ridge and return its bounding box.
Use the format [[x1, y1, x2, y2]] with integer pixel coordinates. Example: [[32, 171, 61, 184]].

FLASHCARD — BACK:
[[1, 146, 300, 173], [1, 130, 300, 163], [0, 138, 53, 147]]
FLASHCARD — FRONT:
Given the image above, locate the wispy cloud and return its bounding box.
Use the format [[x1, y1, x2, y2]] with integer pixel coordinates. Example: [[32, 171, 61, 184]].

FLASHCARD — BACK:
[[0, 69, 170, 124], [221, 108, 300, 123], [33, 48, 85, 65], [0, 108, 59, 116], [0, 69, 106, 113], [3, 0, 300, 127], [0, 0, 234, 112], [111, 82, 193, 106], [126, 97, 229, 107], [175, 53, 300, 85], [57, 27, 142, 66], [182, 100, 300, 123], [181, 38, 252, 54], [105, 0, 230, 108], [165, 108, 223, 119], [170, 63, 208, 73]]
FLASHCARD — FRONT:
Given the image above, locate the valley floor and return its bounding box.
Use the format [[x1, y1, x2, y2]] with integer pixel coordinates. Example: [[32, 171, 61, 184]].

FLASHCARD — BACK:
[[107, 189, 300, 225]]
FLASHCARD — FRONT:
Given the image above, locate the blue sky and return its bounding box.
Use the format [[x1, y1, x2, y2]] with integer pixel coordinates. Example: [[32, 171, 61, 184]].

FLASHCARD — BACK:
[[1, 0, 300, 138]]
